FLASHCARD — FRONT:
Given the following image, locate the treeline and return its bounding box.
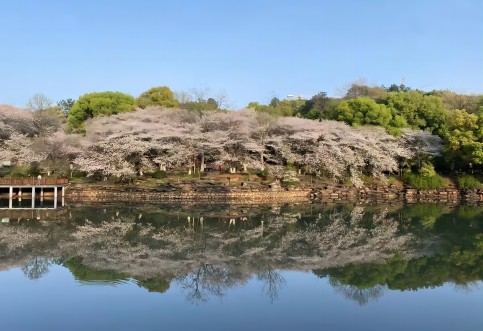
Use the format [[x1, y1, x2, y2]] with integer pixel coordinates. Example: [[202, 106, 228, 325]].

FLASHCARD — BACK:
[[248, 82, 483, 173], [0, 81, 482, 188]]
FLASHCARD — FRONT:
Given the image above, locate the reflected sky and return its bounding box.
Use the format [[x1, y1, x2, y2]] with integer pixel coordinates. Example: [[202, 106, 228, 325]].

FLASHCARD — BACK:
[[1, 266, 482, 331]]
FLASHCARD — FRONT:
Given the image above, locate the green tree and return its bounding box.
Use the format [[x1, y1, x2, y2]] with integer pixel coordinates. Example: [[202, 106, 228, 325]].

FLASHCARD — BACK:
[[336, 97, 392, 127], [385, 91, 446, 134], [135, 277, 171, 293], [429, 90, 481, 114], [247, 98, 306, 117], [385, 83, 411, 92], [297, 92, 333, 119], [57, 98, 76, 116], [136, 86, 179, 109], [443, 109, 483, 168], [67, 91, 136, 133], [269, 97, 280, 108]]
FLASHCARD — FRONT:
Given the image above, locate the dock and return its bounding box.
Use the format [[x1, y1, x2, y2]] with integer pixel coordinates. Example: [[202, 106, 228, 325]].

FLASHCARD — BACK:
[[0, 177, 69, 209]]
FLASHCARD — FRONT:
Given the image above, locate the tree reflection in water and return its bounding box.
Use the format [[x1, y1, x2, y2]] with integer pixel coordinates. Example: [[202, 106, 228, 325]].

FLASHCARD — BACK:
[[0, 203, 481, 304], [329, 278, 386, 306], [22, 257, 52, 280], [176, 263, 231, 303], [256, 263, 286, 303]]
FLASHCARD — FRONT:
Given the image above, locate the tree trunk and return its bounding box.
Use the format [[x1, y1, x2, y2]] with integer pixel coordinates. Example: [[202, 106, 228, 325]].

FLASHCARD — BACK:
[[200, 153, 205, 172]]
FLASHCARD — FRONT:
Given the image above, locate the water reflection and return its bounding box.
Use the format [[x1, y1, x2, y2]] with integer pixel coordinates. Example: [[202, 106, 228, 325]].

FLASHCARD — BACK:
[[1, 203, 482, 305], [329, 280, 386, 306], [257, 263, 286, 303], [21, 257, 53, 280]]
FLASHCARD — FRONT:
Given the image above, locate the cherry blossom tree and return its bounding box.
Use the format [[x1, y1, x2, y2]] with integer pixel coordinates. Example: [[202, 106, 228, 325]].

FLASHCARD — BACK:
[[69, 107, 419, 185], [0, 104, 37, 139]]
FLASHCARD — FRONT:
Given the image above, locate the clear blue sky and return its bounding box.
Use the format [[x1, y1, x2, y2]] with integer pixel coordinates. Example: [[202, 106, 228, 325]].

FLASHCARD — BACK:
[[1, 0, 482, 108]]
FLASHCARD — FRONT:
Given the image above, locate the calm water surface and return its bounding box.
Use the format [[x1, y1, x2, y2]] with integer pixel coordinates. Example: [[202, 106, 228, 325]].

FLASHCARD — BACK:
[[1, 203, 482, 331]]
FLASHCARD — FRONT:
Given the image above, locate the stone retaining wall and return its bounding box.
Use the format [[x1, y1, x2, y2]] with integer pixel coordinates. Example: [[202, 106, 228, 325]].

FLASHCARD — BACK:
[[66, 185, 483, 204], [66, 186, 312, 204]]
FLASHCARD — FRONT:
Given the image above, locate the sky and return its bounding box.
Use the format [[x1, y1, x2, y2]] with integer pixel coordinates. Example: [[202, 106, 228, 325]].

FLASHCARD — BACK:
[[0, 0, 482, 109]]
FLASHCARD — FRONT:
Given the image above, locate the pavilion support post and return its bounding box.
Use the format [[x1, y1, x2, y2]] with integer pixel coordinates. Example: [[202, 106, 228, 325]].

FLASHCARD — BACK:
[[54, 187, 58, 209], [9, 186, 13, 209], [32, 187, 35, 208]]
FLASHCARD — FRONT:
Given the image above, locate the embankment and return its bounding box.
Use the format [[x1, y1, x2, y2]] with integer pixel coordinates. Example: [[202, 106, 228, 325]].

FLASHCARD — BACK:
[[65, 184, 483, 204]]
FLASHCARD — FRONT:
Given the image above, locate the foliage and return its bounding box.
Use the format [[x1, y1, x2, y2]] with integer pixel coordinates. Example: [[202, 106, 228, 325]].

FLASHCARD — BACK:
[[9, 162, 42, 177], [295, 92, 333, 119], [336, 97, 393, 128], [443, 109, 483, 167], [67, 91, 136, 133], [149, 170, 167, 179], [57, 98, 76, 115], [135, 277, 170, 293], [281, 179, 300, 187], [385, 91, 446, 134], [430, 89, 481, 114], [136, 86, 179, 109], [63, 257, 130, 283], [10, 166, 30, 177], [183, 99, 219, 113], [456, 175, 481, 190], [247, 98, 306, 117], [402, 166, 447, 190], [3, 83, 482, 180], [257, 169, 269, 180], [28, 161, 41, 175], [316, 204, 483, 294], [419, 162, 437, 177], [385, 83, 411, 93]]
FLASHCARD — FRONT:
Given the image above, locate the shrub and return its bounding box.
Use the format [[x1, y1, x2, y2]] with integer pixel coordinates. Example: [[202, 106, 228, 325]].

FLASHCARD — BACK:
[[257, 169, 269, 180], [343, 178, 353, 187], [150, 170, 167, 179], [403, 172, 447, 190], [71, 170, 88, 178], [29, 161, 41, 176], [419, 163, 436, 178], [403, 165, 447, 190], [10, 166, 30, 177], [281, 179, 300, 187], [456, 175, 481, 190]]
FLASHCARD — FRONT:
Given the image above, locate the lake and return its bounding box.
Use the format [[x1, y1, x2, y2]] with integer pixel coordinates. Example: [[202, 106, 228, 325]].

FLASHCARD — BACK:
[[0, 202, 482, 331]]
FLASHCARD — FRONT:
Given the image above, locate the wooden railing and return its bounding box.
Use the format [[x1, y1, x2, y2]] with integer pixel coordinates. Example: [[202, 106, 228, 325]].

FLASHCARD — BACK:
[[0, 177, 69, 185]]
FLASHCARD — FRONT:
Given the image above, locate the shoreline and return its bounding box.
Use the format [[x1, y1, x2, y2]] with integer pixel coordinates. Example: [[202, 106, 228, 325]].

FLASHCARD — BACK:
[[64, 183, 483, 204]]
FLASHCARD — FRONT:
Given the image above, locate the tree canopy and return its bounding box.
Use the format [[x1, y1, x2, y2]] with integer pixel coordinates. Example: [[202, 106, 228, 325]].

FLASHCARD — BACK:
[[336, 97, 394, 128], [136, 86, 179, 109], [67, 91, 136, 133], [443, 109, 483, 167], [385, 91, 446, 134]]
